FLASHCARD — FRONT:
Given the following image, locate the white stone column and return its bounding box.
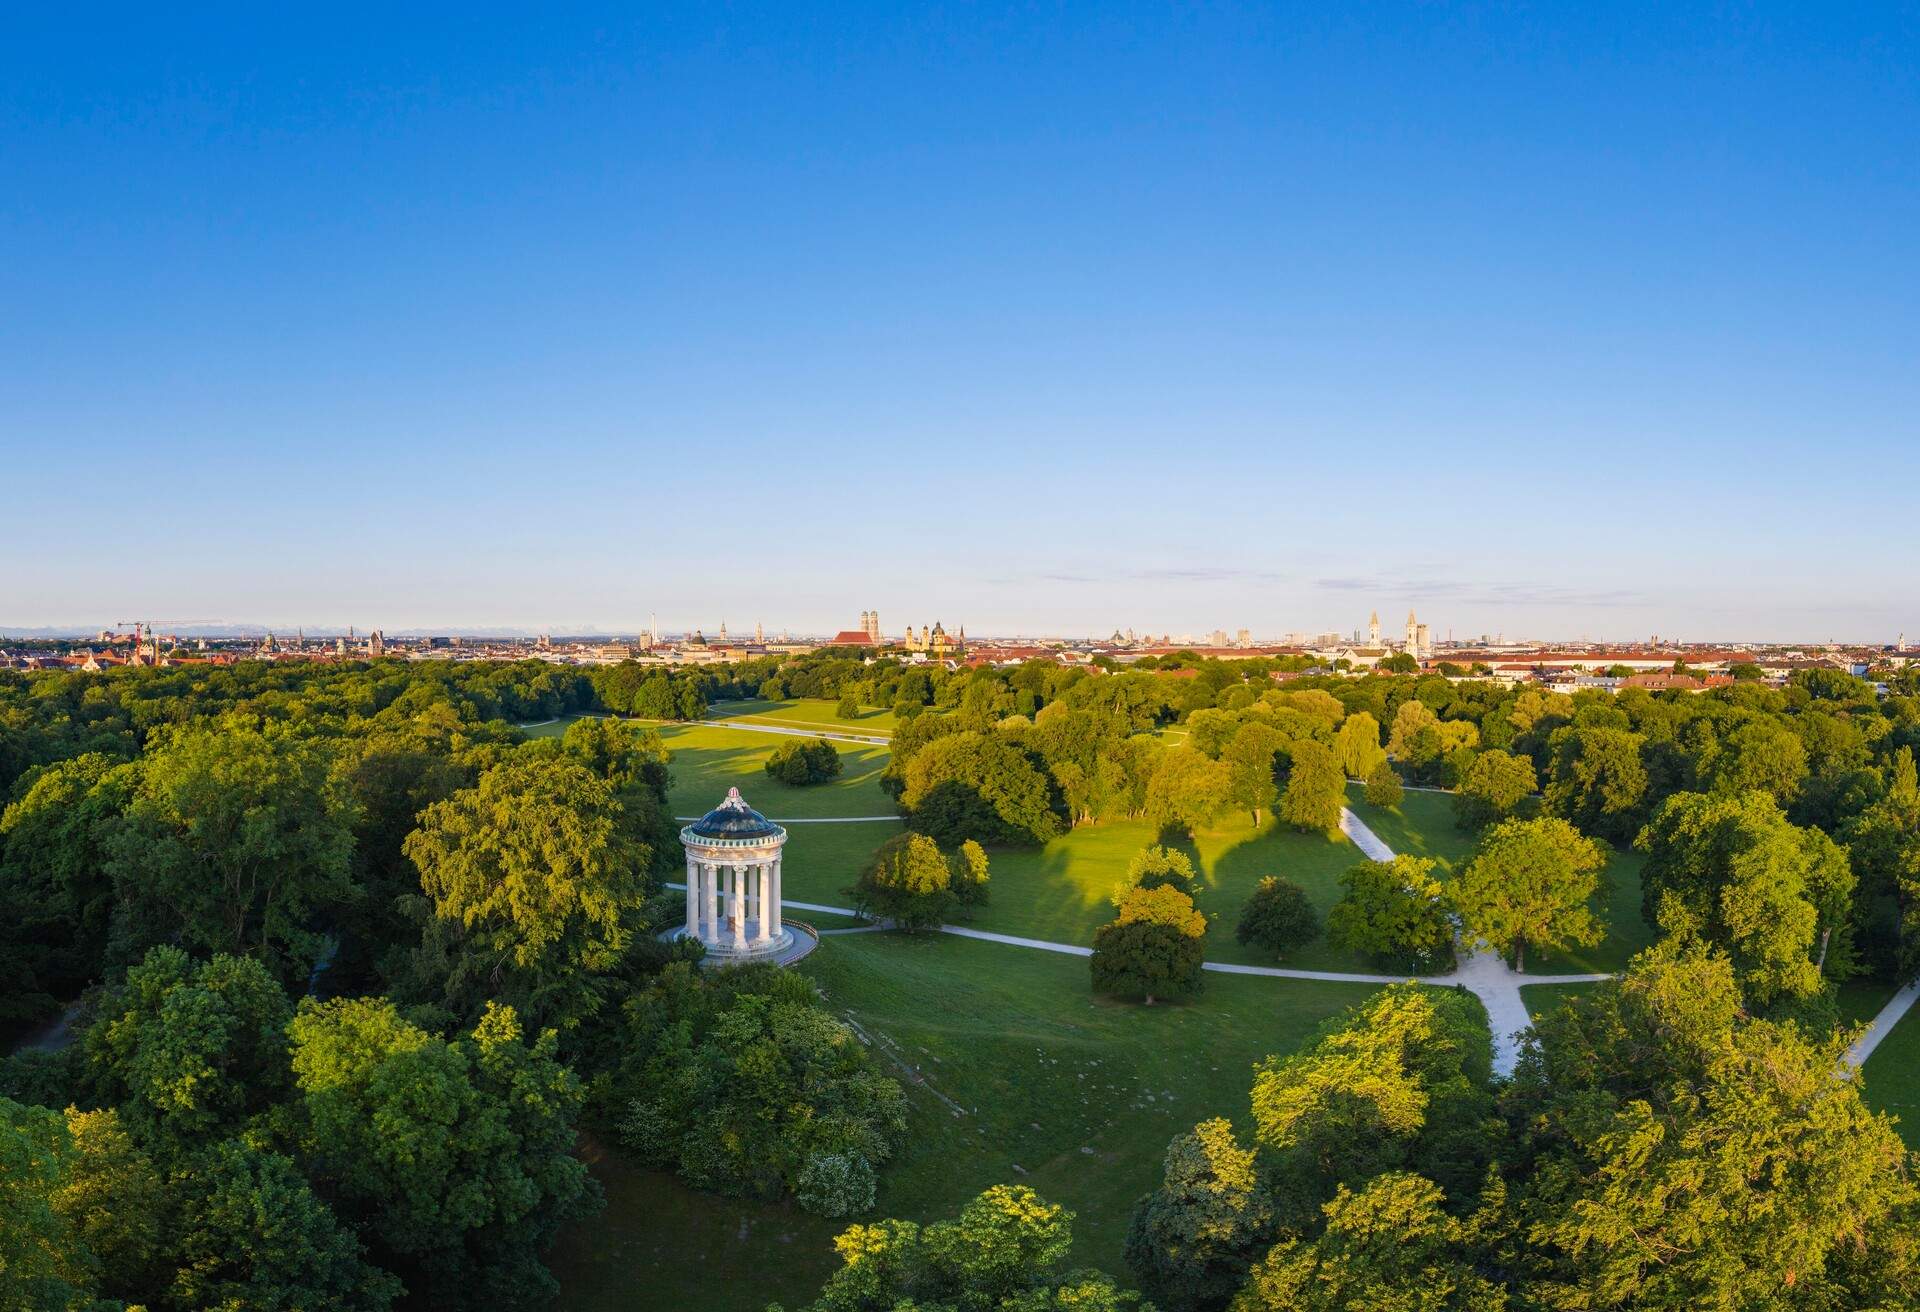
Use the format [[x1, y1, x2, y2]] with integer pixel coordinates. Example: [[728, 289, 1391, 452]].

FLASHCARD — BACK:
[[685, 856, 697, 938], [704, 861, 719, 943], [756, 863, 771, 943], [731, 863, 746, 949], [771, 854, 783, 938]]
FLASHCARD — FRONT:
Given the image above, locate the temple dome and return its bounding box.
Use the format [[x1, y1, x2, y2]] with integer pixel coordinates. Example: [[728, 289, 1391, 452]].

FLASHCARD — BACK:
[[687, 786, 782, 839]]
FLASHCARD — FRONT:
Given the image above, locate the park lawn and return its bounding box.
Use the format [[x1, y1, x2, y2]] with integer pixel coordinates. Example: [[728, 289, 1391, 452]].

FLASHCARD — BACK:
[[708, 696, 897, 737], [1863, 1002, 1920, 1149], [549, 932, 1390, 1311], [1518, 980, 1600, 1024], [517, 712, 584, 739], [653, 723, 895, 820], [1347, 784, 1654, 976], [947, 814, 1377, 972]]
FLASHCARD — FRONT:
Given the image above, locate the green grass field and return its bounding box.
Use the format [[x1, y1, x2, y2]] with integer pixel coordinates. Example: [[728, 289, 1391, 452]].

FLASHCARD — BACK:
[[1863, 1000, 1920, 1149], [708, 696, 898, 737], [1346, 785, 1655, 976], [549, 932, 1391, 1311]]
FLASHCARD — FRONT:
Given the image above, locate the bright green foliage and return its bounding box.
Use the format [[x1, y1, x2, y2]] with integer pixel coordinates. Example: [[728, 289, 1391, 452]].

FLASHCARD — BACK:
[[54, 1107, 164, 1300], [901, 731, 1060, 846], [1325, 858, 1454, 973], [1362, 760, 1403, 809], [1235, 877, 1319, 961], [404, 755, 648, 1026], [836, 691, 861, 719], [848, 831, 957, 932], [1279, 741, 1344, 837], [1221, 723, 1284, 825], [1230, 1172, 1506, 1311], [84, 945, 293, 1146], [783, 1184, 1144, 1311], [1146, 747, 1232, 839], [950, 839, 992, 909], [1334, 712, 1386, 781], [1704, 718, 1808, 804], [560, 717, 680, 877], [103, 725, 358, 977], [288, 997, 593, 1306], [1451, 818, 1605, 972], [0, 1097, 99, 1312], [1452, 749, 1535, 831], [1126, 1117, 1274, 1309], [167, 1138, 401, 1312], [1516, 940, 1917, 1310], [1636, 790, 1853, 1004], [1092, 884, 1207, 1005], [1249, 986, 1493, 1208], [1386, 701, 1439, 761], [765, 737, 845, 787], [619, 964, 906, 1217], [1122, 846, 1200, 898], [1544, 726, 1648, 843]]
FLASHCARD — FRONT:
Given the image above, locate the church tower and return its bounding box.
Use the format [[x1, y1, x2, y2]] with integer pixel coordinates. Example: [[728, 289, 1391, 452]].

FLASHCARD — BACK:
[[1405, 610, 1418, 653], [1368, 611, 1381, 645]]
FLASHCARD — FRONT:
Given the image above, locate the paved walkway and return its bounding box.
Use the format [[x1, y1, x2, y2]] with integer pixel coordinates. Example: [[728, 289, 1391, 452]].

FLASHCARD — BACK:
[[1850, 980, 1920, 1067]]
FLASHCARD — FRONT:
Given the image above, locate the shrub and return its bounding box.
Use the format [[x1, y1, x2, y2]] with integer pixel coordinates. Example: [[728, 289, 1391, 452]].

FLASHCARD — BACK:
[[764, 738, 843, 787], [846, 832, 955, 931]]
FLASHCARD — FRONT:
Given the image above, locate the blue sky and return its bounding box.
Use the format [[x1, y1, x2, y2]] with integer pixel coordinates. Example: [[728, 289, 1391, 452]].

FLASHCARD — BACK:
[[4, 4, 1916, 641]]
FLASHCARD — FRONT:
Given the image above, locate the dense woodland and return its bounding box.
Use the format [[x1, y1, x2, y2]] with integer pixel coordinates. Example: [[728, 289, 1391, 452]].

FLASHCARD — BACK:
[[4, 649, 1920, 1309]]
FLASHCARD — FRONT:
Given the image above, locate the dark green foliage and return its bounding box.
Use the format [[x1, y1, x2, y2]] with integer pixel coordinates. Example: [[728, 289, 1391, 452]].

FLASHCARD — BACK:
[[1452, 748, 1535, 831], [1325, 857, 1454, 973], [1235, 877, 1319, 961], [1126, 1117, 1274, 1309], [616, 963, 907, 1217], [900, 731, 1060, 845], [765, 736, 845, 786], [1092, 884, 1207, 1004]]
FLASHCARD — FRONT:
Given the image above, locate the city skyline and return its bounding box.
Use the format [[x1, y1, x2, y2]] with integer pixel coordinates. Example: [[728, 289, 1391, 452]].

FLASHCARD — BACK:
[[6, 6, 1917, 640]]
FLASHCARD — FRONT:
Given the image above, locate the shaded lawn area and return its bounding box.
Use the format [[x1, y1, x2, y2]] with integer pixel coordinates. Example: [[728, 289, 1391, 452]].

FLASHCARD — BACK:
[[1518, 980, 1601, 1024], [549, 933, 1389, 1311], [947, 815, 1375, 971], [1864, 1002, 1920, 1150], [1346, 784, 1654, 976], [708, 696, 898, 737]]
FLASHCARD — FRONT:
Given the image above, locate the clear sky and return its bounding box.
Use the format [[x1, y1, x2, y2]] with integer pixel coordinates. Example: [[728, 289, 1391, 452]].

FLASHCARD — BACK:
[[5, 4, 1916, 642]]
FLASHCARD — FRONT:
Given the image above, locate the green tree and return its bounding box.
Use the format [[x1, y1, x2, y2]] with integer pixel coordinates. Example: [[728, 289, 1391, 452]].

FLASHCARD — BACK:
[[1451, 817, 1605, 972], [84, 945, 293, 1146], [1334, 712, 1386, 780], [1637, 790, 1854, 1004], [1325, 857, 1453, 972], [1706, 718, 1809, 804], [52, 1106, 163, 1301], [1235, 877, 1319, 961], [847, 832, 956, 932], [783, 1184, 1142, 1312], [1386, 700, 1439, 759], [403, 755, 647, 1026], [1145, 747, 1232, 839], [289, 997, 592, 1307], [1222, 723, 1284, 826], [950, 838, 991, 910], [0, 1097, 100, 1312], [1452, 749, 1536, 831], [1126, 1117, 1274, 1310], [1123, 845, 1200, 897], [1279, 740, 1345, 837], [1544, 726, 1648, 843], [1091, 884, 1207, 1004], [836, 690, 861, 719], [168, 1138, 401, 1312], [901, 732, 1059, 846], [103, 725, 358, 977], [1362, 760, 1403, 809], [1230, 1172, 1506, 1311], [766, 738, 845, 786]]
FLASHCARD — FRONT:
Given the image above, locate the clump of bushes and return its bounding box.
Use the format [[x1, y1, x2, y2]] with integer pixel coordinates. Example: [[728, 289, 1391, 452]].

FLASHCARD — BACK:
[[764, 737, 843, 786]]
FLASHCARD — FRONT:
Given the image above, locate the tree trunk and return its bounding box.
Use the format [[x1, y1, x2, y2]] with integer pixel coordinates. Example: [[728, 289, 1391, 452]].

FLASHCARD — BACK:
[[1144, 993, 1156, 1006], [1515, 940, 1525, 973], [1817, 926, 1832, 971]]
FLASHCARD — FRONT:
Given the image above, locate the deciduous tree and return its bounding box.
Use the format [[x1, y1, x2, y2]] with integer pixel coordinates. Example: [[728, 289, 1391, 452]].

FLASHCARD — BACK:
[[1451, 817, 1605, 972]]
